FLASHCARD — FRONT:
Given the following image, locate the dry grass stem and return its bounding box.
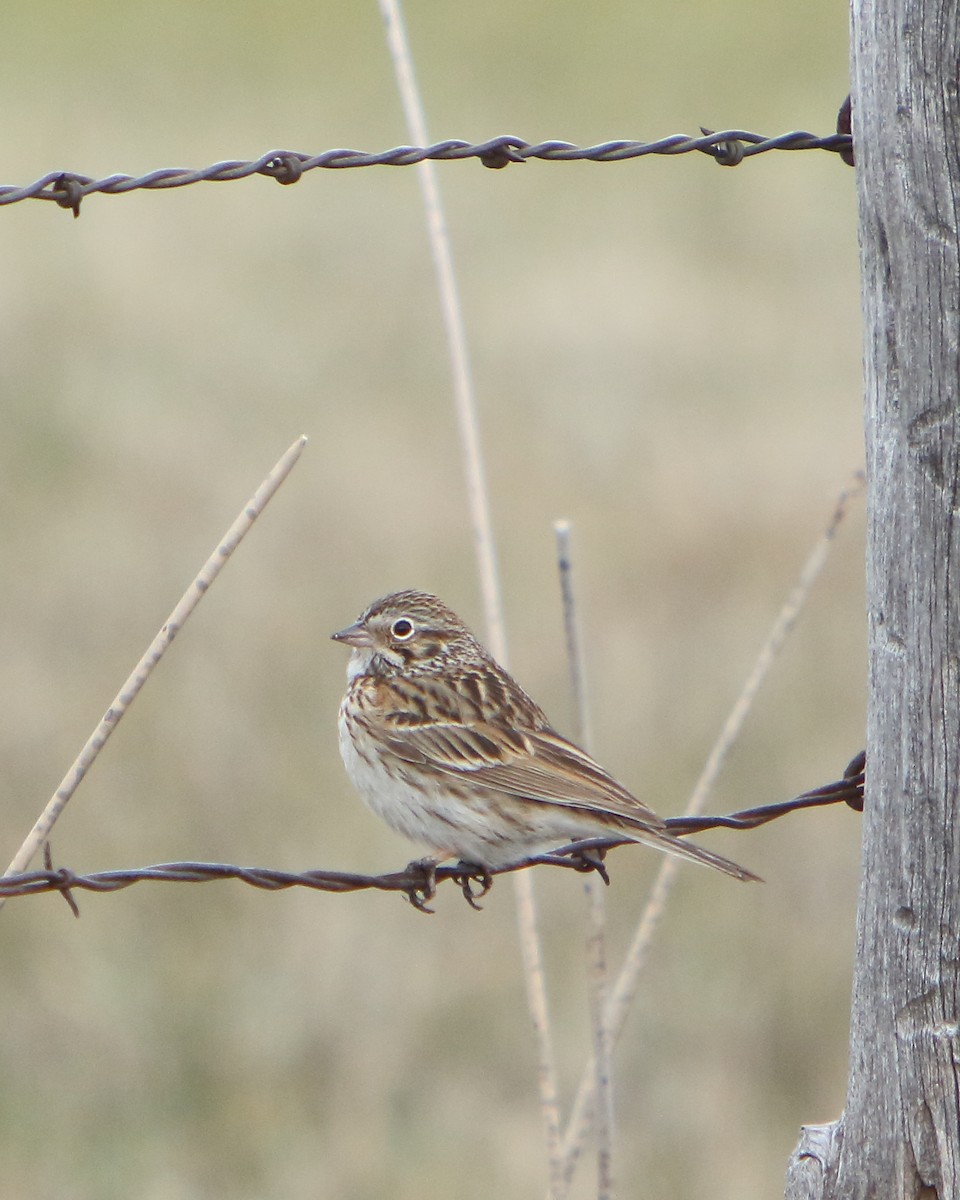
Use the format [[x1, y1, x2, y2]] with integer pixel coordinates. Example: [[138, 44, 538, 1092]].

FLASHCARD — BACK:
[[554, 520, 615, 1200], [377, 0, 505, 654], [0, 435, 308, 904], [554, 522, 594, 751], [554, 471, 866, 1193], [378, 0, 562, 1183], [513, 890, 565, 1195]]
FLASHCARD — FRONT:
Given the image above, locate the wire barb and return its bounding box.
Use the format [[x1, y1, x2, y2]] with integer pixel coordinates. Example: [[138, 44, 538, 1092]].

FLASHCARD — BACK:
[[43, 843, 80, 918], [52, 173, 85, 218], [0, 128, 854, 214]]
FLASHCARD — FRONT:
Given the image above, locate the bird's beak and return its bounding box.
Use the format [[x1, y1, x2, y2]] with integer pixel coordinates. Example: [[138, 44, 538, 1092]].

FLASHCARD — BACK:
[[330, 621, 374, 648]]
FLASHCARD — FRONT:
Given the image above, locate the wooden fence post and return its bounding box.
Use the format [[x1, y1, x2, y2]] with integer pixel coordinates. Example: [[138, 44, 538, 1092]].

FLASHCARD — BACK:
[[786, 2, 960, 1196]]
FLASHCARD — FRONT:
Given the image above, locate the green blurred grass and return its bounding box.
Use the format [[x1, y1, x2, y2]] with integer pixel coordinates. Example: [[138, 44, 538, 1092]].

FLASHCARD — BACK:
[[0, 2, 863, 1197]]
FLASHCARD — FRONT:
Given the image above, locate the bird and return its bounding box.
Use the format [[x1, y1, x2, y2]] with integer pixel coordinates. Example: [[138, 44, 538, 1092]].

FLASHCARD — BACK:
[[332, 589, 759, 883]]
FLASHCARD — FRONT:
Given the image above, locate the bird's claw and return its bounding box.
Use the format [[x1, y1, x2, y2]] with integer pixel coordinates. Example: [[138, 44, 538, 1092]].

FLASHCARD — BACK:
[[568, 848, 611, 886], [404, 857, 438, 914], [452, 862, 493, 911]]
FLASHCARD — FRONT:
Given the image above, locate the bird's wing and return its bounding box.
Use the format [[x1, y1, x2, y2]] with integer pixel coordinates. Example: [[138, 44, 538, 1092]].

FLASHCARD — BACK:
[[376, 682, 665, 833]]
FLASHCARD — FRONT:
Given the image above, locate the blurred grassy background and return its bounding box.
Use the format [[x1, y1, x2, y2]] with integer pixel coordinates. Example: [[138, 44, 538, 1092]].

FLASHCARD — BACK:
[[0, 1, 864, 1197]]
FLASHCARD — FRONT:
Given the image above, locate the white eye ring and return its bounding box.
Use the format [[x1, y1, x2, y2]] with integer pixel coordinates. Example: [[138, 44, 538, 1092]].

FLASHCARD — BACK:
[[390, 617, 415, 641]]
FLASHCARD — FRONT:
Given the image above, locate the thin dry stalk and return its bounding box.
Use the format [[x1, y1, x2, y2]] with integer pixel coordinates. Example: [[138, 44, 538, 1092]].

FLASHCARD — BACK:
[[376, 0, 504, 651], [555, 520, 614, 1200], [0, 436, 308, 907], [377, 0, 562, 1186], [554, 472, 866, 1195], [554, 523, 594, 751]]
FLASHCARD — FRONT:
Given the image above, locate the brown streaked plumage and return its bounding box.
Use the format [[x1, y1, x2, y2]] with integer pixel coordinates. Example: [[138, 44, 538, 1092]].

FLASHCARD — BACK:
[[332, 590, 759, 881]]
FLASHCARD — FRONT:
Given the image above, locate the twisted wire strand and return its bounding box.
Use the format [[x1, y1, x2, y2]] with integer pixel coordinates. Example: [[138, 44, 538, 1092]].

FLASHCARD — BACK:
[[0, 753, 864, 911], [0, 129, 853, 215]]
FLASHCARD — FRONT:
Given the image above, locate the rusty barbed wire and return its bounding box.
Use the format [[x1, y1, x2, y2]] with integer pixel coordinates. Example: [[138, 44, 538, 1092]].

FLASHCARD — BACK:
[[0, 127, 853, 218], [0, 753, 864, 913]]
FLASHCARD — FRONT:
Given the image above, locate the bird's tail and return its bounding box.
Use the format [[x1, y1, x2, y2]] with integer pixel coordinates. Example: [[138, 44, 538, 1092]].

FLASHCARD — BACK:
[[638, 831, 762, 883]]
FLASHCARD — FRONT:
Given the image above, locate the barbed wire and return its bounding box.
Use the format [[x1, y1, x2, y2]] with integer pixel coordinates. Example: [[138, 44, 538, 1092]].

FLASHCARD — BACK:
[[0, 752, 864, 914], [0, 128, 853, 218]]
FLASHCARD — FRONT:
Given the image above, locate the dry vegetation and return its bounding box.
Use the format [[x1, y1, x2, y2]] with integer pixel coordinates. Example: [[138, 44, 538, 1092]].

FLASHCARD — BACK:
[[0, 2, 864, 1197]]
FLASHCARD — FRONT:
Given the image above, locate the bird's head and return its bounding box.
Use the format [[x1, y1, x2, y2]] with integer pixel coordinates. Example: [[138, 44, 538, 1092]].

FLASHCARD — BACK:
[[331, 590, 476, 678]]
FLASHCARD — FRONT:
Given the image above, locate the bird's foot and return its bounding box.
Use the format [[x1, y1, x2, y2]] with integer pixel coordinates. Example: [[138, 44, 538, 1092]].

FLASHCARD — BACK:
[[451, 861, 493, 911], [567, 846, 611, 886], [404, 857, 439, 914]]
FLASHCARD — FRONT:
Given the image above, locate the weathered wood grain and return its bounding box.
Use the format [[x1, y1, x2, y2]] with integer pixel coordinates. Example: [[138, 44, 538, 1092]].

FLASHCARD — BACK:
[[787, 2, 960, 1197]]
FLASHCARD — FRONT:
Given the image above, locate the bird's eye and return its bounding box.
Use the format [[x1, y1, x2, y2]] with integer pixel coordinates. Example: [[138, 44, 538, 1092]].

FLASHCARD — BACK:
[[390, 618, 415, 641]]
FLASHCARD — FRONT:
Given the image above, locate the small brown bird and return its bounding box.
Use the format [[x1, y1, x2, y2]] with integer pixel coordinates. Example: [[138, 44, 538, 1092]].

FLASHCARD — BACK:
[[332, 590, 758, 881]]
